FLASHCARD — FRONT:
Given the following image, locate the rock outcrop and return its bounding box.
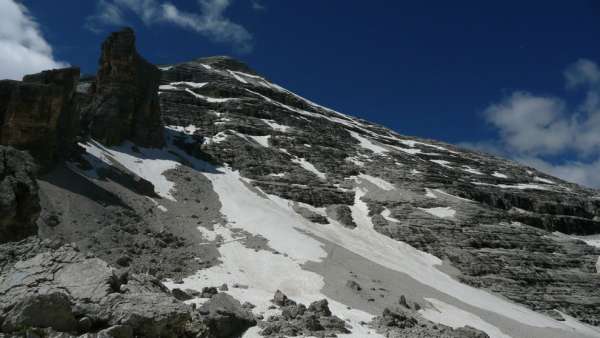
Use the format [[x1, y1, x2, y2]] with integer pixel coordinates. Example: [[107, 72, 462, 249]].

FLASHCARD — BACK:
[[0, 67, 80, 166], [85, 27, 164, 148], [0, 241, 202, 337], [0, 146, 39, 243], [259, 291, 349, 337]]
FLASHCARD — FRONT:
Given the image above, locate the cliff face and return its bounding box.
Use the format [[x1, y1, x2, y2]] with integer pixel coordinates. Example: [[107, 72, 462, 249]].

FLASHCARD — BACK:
[[0, 146, 39, 243], [0, 67, 80, 167], [85, 27, 164, 147]]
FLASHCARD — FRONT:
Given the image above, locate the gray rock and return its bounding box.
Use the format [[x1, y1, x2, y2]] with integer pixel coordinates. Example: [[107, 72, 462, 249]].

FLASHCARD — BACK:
[[97, 325, 134, 338], [85, 28, 164, 147], [271, 290, 295, 306], [0, 147, 39, 243], [198, 293, 256, 338], [308, 299, 331, 317], [171, 288, 192, 301], [345, 280, 362, 291], [1, 292, 77, 333]]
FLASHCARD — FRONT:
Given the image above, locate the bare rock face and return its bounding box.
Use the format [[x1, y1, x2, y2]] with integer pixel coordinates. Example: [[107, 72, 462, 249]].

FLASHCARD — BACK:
[[0, 242, 200, 337], [0, 146, 39, 243], [86, 27, 164, 148], [0, 67, 79, 166]]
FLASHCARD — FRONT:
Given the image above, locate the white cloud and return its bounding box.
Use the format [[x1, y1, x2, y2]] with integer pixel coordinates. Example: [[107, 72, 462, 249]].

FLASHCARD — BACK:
[[484, 92, 573, 155], [87, 0, 253, 53], [470, 59, 600, 188], [0, 0, 68, 80]]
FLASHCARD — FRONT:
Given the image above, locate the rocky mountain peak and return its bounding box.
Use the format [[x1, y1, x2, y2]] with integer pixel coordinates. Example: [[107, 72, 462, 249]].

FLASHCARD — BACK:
[[85, 27, 164, 148], [191, 55, 257, 75]]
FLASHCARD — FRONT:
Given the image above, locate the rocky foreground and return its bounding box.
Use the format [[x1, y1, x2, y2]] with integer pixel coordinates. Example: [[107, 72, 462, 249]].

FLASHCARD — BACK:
[[0, 27, 599, 338]]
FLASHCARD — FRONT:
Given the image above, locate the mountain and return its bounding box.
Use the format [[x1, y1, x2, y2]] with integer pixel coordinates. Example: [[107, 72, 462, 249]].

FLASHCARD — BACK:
[[1, 28, 599, 338]]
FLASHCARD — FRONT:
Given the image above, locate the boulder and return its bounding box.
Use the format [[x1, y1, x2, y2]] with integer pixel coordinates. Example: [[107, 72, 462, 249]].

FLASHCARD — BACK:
[[307, 299, 331, 317], [453, 326, 490, 338], [86, 28, 164, 147], [1, 292, 77, 333], [271, 290, 295, 306], [198, 293, 256, 338], [0, 146, 39, 243]]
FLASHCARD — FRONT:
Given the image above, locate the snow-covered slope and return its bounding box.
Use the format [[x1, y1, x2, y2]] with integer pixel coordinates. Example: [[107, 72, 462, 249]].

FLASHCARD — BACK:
[[60, 56, 600, 338]]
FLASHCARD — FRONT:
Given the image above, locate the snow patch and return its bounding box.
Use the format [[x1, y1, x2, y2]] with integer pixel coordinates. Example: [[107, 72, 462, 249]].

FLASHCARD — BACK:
[[381, 208, 401, 223], [262, 119, 290, 132], [534, 176, 556, 184], [80, 140, 179, 201], [419, 207, 456, 218], [492, 172, 508, 179], [430, 159, 452, 168], [185, 88, 236, 103], [349, 131, 388, 155], [472, 182, 552, 191], [420, 298, 512, 338], [292, 157, 326, 180], [247, 135, 271, 148], [424, 188, 437, 198], [463, 166, 484, 175]]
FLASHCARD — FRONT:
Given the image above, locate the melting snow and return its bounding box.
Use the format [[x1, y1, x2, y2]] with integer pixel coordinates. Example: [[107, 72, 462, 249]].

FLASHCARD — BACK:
[[430, 159, 452, 168], [534, 176, 556, 184], [262, 119, 290, 132], [381, 208, 401, 223], [420, 298, 512, 338], [170, 81, 208, 88], [159, 150, 599, 337], [349, 131, 388, 155], [228, 70, 249, 84], [80, 140, 179, 201], [419, 207, 456, 218], [398, 140, 459, 154], [425, 188, 437, 198], [247, 135, 271, 147], [463, 166, 484, 175], [492, 172, 508, 179], [292, 158, 327, 180], [159, 84, 178, 90], [472, 182, 552, 191], [185, 88, 236, 103]]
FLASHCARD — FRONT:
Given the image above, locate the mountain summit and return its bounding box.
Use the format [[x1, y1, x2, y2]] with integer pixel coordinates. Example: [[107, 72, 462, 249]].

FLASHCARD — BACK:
[[0, 28, 599, 338]]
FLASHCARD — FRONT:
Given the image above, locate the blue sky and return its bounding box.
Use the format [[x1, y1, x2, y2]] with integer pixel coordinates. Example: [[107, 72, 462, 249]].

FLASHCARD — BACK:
[[3, 0, 600, 187]]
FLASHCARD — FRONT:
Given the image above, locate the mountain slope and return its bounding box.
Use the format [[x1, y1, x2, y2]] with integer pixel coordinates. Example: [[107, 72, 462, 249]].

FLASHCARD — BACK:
[[47, 55, 599, 337], [22, 50, 599, 338]]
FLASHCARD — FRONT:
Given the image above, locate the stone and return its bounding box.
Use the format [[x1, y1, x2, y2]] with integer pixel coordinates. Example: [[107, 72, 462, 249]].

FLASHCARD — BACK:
[[1, 292, 77, 333], [198, 293, 256, 338], [346, 280, 362, 291], [452, 325, 490, 338], [200, 286, 218, 298], [171, 288, 193, 301], [271, 290, 295, 306], [326, 204, 357, 228], [0, 146, 39, 243], [85, 28, 164, 147], [307, 299, 331, 317]]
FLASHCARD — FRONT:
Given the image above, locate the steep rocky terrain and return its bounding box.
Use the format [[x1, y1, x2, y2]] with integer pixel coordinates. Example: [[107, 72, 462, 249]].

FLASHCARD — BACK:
[[0, 28, 600, 338]]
